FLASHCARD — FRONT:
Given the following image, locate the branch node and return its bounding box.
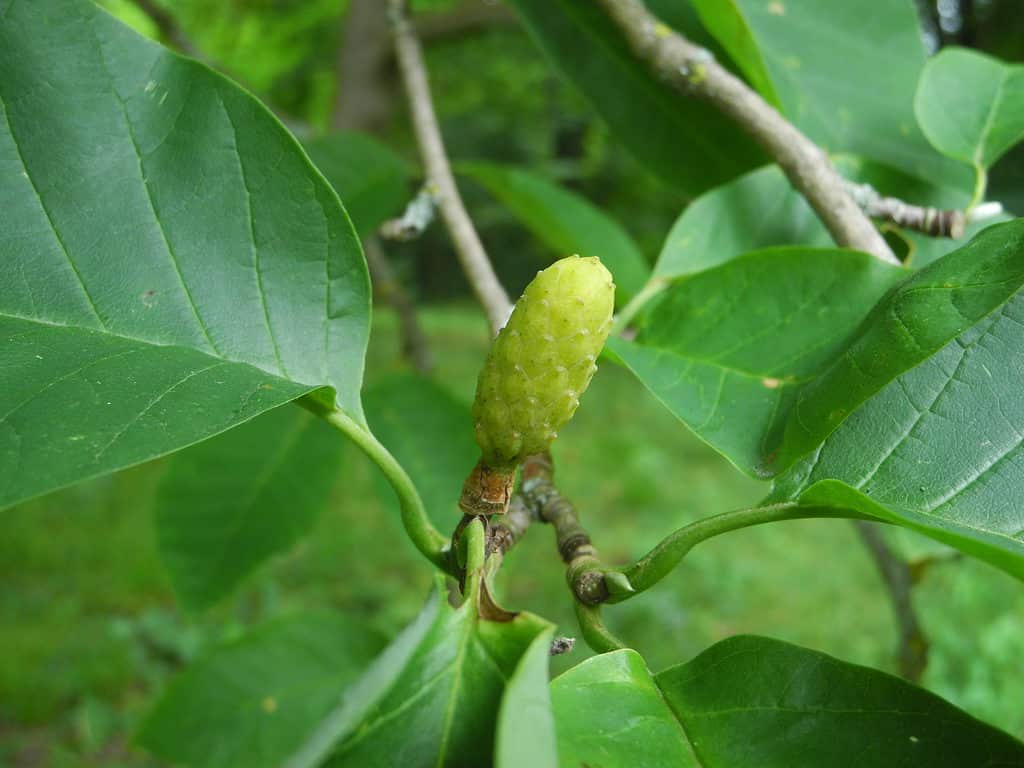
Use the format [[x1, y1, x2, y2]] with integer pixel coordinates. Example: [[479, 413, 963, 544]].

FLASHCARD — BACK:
[[379, 183, 438, 241], [459, 459, 514, 517]]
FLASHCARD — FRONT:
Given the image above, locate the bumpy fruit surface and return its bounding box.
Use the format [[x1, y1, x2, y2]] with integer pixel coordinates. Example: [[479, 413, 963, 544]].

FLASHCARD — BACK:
[[472, 255, 615, 468]]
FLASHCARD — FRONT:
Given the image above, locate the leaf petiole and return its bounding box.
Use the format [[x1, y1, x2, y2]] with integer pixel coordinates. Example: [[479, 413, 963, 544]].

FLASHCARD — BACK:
[[611, 503, 868, 600], [309, 401, 452, 574]]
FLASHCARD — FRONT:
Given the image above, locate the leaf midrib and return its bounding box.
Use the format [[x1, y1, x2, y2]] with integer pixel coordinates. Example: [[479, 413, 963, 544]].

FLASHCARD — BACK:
[[0, 310, 318, 389]]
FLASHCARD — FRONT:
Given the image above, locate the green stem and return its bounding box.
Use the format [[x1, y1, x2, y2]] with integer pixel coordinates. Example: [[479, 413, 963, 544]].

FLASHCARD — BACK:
[[461, 516, 487, 602], [313, 403, 451, 573], [575, 603, 627, 654], [969, 164, 988, 211], [609, 276, 668, 336], [614, 503, 864, 599]]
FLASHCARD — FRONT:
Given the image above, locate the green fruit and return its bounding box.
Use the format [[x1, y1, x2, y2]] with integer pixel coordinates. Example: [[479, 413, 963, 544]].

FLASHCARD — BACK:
[[472, 255, 615, 469]]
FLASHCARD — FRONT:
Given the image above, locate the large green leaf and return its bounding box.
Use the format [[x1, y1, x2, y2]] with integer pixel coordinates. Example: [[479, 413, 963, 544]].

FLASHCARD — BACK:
[[494, 628, 558, 768], [507, 0, 764, 196], [689, 0, 971, 198], [363, 374, 477, 531], [460, 162, 648, 303], [155, 407, 344, 611], [0, 0, 369, 509], [610, 248, 905, 475], [550, 650, 698, 768], [287, 560, 553, 767], [771, 287, 1024, 579], [772, 220, 1024, 476], [552, 637, 1023, 766], [657, 635, 1024, 767], [915, 48, 1024, 174], [305, 131, 413, 236], [138, 612, 384, 768], [654, 166, 831, 280]]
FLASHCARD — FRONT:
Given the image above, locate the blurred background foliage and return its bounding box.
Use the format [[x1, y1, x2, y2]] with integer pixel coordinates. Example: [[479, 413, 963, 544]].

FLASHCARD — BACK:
[[4, 0, 1024, 765]]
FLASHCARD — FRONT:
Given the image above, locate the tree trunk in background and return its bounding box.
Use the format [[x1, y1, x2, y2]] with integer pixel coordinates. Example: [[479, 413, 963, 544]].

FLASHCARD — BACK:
[[333, 0, 394, 133]]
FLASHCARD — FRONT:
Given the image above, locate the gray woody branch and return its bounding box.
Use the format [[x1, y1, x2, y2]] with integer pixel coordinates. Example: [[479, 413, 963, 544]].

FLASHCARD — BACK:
[[388, 0, 512, 333], [595, 0, 899, 265]]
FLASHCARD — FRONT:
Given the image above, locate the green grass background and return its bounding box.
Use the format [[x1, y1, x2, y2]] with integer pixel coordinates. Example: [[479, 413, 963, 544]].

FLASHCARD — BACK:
[[3, 307, 1024, 766]]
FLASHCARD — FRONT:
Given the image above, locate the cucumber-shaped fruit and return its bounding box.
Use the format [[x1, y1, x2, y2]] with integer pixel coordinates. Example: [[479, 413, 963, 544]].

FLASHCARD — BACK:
[[460, 255, 615, 515]]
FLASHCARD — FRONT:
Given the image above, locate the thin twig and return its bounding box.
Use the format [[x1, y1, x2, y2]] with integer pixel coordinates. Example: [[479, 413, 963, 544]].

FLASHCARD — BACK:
[[389, 0, 512, 333], [520, 453, 611, 605], [845, 181, 965, 239], [854, 521, 928, 682], [595, 0, 898, 266], [363, 236, 434, 374]]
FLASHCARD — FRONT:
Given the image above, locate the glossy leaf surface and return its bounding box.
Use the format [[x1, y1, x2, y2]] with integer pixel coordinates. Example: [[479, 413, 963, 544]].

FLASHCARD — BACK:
[[139, 612, 383, 768], [155, 406, 344, 611], [287, 576, 552, 768], [461, 162, 648, 303], [494, 628, 558, 768], [773, 220, 1024, 475], [507, 0, 764, 195], [550, 639, 1024, 767], [772, 285, 1024, 578], [658, 635, 1024, 767], [611, 248, 905, 475], [0, 0, 369, 509], [550, 650, 698, 768], [915, 47, 1024, 172]]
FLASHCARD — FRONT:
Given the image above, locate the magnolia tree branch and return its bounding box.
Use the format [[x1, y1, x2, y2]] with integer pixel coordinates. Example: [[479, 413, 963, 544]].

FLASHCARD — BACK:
[[595, 0, 898, 265], [518, 453, 623, 605], [389, 0, 512, 333]]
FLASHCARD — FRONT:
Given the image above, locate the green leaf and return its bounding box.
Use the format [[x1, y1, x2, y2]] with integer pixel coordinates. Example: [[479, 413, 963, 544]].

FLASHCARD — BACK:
[[287, 579, 553, 768], [689, 0, 971, 198], [654, 166, 831, 280], [138, 612, 384, 768], [460, 162, 648, 303], [506, 0, 765, 196], [915, 48, 1024, 173], [494, 629, 557, 768], [550, 650, 699, 768], [363, 374, 477, 531], [304, 131, 413, 236], [155, 406, 344, 611], [770, 284, 1024, 579], [610, 248, 905, 475], [772, 220, 1024, 476], [657, 635, 1024, 767], [0, 0, 369, 509], [550, 639, 1024, 766]]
